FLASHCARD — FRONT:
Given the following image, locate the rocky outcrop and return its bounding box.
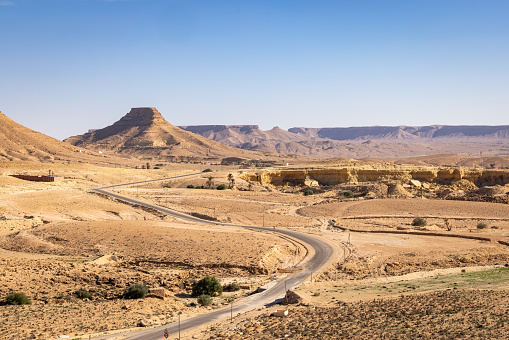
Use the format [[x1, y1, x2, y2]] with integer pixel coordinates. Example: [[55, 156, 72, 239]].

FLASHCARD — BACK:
[[65, 108, 263, 161], [240, 168, 509, 187]]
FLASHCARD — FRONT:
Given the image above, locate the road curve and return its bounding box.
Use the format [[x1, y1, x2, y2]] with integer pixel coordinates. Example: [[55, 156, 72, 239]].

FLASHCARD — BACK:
[[89, 176, 333, 340]]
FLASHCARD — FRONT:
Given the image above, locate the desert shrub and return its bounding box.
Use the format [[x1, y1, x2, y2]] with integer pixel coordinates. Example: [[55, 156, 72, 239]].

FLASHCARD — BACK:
[[5, 292, 31, 305], [197, 294, 212, 306], [74, 289, 91, 299], [202, 168, 213, 173], [187, 184, 194, 188], [412, 217, 427, 227], [343, 191, 354, 198], [124, 283, 148, 299], [216, 184, 227, 190], [477, 221, 488, 229], [304, 189, 314, 196], [163, 185, 172, 188], [224, 282, 241, 292], [192, 276, 222, 297]]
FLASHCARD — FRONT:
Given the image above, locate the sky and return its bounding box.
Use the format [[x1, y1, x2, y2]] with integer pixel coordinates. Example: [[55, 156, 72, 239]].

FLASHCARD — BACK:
[[1, 0, 508, 140]]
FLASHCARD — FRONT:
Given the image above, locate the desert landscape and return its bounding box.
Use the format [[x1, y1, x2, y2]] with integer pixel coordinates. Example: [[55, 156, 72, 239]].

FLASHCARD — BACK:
[[3, 1, 509, 338], [0, 106, 508, 339]]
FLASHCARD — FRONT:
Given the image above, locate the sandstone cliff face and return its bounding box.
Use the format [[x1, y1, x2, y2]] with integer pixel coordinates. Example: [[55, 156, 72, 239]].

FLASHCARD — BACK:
[[240, 168, 509, 187]]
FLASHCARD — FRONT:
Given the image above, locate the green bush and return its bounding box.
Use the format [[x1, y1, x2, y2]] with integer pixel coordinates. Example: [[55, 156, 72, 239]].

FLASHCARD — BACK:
[[197, 294, 212, 306], [192, 276, 222, 297], [202, 169, 213, 173], [477, 221, 488, 229], [224, 282, 241, 292], [124, 283, 148, 299], [343, 191, 354, 198], [187, 184, 195, 188], [216, 184, 227, 190], [412, 217, 427, 227], [5, 292, 31, 305], [74, 289, 91, 299], [304, 189, 314, 196]]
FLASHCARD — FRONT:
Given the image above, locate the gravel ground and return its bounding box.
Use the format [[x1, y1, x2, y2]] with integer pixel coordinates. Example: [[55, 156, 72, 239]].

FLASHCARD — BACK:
[[209, 289, 509, 339]]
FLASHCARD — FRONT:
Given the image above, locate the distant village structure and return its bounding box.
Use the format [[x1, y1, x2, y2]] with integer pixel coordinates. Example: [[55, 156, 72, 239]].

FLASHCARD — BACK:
[[10, 170, 63, 182]]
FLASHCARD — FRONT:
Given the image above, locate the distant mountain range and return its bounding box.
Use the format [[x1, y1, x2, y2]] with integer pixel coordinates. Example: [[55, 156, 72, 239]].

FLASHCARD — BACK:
[[288, 125, 509, 140], [180, 124, 509, 158]]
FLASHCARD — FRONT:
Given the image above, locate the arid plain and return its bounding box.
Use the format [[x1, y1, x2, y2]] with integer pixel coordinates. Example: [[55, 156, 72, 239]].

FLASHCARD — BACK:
[[1, 159, 509, 339], [1, 109, 509, 339]]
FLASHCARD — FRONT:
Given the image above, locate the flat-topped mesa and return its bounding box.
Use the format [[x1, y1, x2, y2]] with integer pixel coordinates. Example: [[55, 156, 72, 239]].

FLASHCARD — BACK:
[[115, 107, 169, 127]]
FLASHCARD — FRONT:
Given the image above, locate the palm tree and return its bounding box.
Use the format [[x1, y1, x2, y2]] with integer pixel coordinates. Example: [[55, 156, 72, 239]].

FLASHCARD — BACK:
[[227, 173, 235, 189], [206, 176, 214, 189]]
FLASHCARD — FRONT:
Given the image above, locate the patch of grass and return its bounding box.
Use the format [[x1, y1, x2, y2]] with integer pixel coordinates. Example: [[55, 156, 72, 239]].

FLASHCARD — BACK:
[[223, 282, 241, 292], [74, 289, 91, 299], [343, 190, 354, 198], [5, 292, 31, 305], [124, 283, 148, 299], [197, 294, 212, 306]]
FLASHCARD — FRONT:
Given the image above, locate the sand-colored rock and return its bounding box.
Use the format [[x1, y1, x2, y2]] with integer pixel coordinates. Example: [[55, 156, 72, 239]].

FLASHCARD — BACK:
[[65, 107, 279, 162], [240, 167, 509, 187]]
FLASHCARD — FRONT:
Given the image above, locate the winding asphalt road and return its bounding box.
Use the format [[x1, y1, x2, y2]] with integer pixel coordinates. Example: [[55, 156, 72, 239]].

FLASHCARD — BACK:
[[90, 173, 333, 340]]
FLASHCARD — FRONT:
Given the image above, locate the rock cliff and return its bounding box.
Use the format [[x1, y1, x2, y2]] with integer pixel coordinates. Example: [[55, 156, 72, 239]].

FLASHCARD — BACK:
[[240, 168, 509, 187]]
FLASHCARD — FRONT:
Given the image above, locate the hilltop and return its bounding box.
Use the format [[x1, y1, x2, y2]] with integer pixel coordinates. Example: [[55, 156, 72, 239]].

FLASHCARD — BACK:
[[0, 110, 120, 164], [65, 108, 282, 163]]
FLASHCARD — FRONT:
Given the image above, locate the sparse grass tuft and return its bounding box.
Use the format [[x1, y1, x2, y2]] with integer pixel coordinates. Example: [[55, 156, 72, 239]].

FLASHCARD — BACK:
[[197, 294, 212, 306], [5, 292, 31, 305], [74, 289, 91, 299], [412, 217, 427, 227], [343, 191, 354, 198], [223, 282, 241, 292], [124, 283, 148, 299], [477, 221, 488, 229]]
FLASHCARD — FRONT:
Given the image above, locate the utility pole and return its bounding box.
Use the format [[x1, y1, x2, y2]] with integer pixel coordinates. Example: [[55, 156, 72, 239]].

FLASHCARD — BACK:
[[231, 300, 233, 322], [285, 281, 287, 305], [178, 312, 182, 340]]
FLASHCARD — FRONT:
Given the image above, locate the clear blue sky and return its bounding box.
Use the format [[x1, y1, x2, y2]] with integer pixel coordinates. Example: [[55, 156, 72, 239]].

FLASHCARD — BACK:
[[1, 0, 508, 140]]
